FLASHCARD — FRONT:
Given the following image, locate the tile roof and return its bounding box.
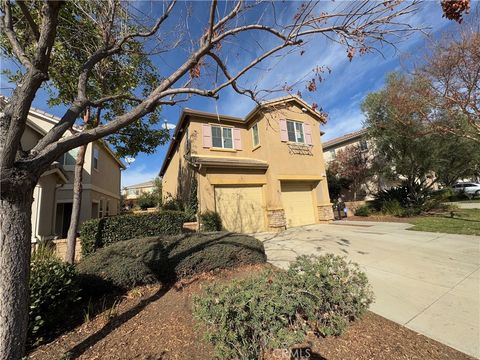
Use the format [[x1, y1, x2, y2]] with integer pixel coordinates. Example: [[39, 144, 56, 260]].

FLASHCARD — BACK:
[[123, 180, 155, 189], [322, 128, 368, 150]]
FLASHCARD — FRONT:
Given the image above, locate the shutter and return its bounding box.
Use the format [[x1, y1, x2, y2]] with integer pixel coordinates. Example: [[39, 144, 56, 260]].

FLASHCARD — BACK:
[[304, 123, 312, 145], [280, 119, 288, 142], [202, 124, 212, 148], [233, 128, 242, 150]]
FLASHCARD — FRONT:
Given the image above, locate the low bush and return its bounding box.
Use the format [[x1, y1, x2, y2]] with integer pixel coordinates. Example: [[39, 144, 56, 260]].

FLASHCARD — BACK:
[[80, 210, 187, 256], [194, 254, 373, 359], [29, 248, 80, 345], [354, 205, 372, 217], [77, 232, 266, 294], [137, 192, 158, 210], [162, 197, 184, 211], [380, 199, 405, 216], [199, 210, 222, 231]]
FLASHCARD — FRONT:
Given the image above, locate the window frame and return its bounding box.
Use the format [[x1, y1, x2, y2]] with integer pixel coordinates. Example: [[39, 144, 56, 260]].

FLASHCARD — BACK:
[[252, 123, 260, 147], [286, 120, 305, 144], [93, 146, 99, 170], [59, 148, 79, 168], [211, 125, 234, 149]]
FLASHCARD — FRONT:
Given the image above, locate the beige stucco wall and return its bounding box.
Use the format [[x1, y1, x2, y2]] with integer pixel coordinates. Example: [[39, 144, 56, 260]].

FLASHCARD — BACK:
[[21, 125, 42, 151], [162, 101, 333, 230], [89, 143, 121, 197], [162, 137, 184, 200], [31, 173, 59, 241]]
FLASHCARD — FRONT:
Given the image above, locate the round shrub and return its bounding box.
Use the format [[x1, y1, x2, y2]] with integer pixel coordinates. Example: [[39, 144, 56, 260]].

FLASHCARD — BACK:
[[77, 232, 266, 295], [199, 210, 222, 231], [29, 249, 80, 345], [77, 237, 163, 293], [194, 254, 373, 360]]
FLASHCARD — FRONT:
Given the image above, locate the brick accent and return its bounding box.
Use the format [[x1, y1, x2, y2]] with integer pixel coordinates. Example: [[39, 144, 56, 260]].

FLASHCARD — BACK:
[[51, 238, 82, 262], [317, 204, 334, 222], [267, 209, 286, 231]]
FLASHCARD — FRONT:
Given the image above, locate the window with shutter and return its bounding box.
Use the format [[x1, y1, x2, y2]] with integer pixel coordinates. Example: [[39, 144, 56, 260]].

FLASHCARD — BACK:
[[286, 120, 305, 143], [211, 125, 234, 149]]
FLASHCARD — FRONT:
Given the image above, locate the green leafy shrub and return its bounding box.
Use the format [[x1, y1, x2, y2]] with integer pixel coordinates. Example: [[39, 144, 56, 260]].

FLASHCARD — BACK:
[[162, 197, 184, 211], [29, 248, 80, 345], [373, 182, 432, 211], [194, 254, 373, 359], [199, 210, 222, 231], [80, 210, 187, 256], [354, 205, 372, 217], [137, 192, 158, 210], [77, 232, 266, 294], [380, 199, 405, 216]]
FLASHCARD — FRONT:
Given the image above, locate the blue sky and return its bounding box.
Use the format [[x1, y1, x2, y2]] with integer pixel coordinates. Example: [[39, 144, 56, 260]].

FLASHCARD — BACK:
[[0, 1, 472, 187]]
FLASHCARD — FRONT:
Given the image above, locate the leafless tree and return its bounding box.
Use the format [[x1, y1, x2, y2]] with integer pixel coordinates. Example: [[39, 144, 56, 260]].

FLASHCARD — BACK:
[[417, 25, 480, 142], [0, 0, 424, 357]]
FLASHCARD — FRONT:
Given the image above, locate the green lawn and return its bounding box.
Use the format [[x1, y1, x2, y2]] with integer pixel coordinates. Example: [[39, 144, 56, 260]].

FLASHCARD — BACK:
[[409, 209, 480, 236]]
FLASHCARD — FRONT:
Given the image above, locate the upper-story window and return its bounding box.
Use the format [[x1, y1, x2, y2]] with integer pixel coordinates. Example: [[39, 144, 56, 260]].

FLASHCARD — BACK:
[[184, 127, 191, 154], [59, 148, 78, 166], [359, 139, 368, 151], [212, 125, 233, 149], [286, 120, 305, 143], [93, 146, 99, 170], [329, 149, 336, 159], [252, 123, 260, 147]]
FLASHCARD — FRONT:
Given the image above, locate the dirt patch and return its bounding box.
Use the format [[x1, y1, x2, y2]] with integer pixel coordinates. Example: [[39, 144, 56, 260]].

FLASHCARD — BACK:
[[29, 264, 473, 360], [347, 215, 415, 223]]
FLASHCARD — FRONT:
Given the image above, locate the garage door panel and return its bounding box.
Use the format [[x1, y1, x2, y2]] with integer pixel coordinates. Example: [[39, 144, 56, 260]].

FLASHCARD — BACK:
[[215, 186, 264, 233], [281, 182, 316, 227]]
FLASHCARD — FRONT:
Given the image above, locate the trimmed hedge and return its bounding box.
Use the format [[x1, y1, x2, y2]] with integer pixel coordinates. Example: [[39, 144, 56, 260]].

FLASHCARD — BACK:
[[80, 210, 187, 256], [194, 254, 373, 359], [199, 210, 222, 231], [77, 232, 267, 294]]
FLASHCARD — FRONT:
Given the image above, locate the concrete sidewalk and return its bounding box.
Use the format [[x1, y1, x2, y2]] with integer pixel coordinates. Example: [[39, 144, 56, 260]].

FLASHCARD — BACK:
[[255, 221, 480, 358]]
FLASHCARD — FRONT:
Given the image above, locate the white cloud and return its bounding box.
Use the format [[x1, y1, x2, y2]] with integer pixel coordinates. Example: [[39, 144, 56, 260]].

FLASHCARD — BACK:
[[121, 164, 158, 188], [322, 102, 365, 141]]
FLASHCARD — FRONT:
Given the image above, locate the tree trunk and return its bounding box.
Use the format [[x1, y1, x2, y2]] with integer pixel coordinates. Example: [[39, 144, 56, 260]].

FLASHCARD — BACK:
[[65, 144, 87, 264], [0, 184, 35, 360]]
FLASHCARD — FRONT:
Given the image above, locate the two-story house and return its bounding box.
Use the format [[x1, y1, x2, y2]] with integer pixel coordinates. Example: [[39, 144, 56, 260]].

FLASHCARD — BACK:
[[122, 180, 156, 208], [21, 105, 125, 241], [160, 96, 333, 233], [322, 128, 369, 163]]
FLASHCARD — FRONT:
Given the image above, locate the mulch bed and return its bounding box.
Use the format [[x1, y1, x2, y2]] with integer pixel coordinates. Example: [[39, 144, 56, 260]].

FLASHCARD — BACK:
[[29, 264, 473, 360], [346, 215, 416, 223]]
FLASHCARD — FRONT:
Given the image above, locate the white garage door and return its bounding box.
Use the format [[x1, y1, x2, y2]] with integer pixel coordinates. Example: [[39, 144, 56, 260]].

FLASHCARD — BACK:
[[215, 185, 265, 233], [281, 182, 316, 227]]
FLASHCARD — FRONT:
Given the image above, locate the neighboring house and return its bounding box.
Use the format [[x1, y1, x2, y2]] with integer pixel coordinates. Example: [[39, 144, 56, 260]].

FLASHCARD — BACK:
[[322, 128, 375, 201], [21, 105, 125, 241], [322, 128, 369, 163], [122, 180, 156, 207], [160, 95, 333, 233]]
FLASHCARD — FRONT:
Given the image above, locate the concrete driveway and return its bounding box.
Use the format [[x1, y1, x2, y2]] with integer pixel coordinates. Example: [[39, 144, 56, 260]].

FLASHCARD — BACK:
[[255, 221, 480, 358]]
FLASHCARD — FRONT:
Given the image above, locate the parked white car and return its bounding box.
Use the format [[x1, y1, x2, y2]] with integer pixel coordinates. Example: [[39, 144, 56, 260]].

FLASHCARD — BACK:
[[452, 182, 480, 198]]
